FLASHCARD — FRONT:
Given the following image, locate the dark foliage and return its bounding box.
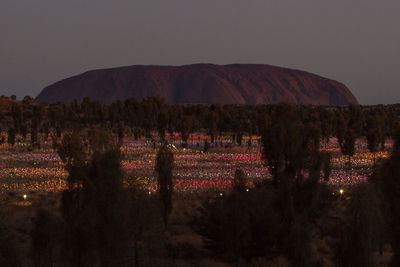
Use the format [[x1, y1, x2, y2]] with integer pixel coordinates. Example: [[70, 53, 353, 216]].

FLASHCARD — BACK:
[[193, 185, 317, 266], [372, 128, 400, 266], [336, 184, 384, 267], [0, 215, 22, 267], [31, 209, 62, 267], [156, 144, 174, 227]]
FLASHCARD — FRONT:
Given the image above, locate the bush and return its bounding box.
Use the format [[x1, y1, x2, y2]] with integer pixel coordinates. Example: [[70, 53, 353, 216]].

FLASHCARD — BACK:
[[192, 187, 281, 264], [31, 209, 62, 267], [0, 215, 22, 267], [335, 184, 384, 267]]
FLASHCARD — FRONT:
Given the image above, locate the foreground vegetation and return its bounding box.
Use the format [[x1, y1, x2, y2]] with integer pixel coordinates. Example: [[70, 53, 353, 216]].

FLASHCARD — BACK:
[[1, 95, 400, 266]]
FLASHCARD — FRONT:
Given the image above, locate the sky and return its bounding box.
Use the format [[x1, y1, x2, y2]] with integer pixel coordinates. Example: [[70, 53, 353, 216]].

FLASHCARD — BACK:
[[0, 0, 399, 105]]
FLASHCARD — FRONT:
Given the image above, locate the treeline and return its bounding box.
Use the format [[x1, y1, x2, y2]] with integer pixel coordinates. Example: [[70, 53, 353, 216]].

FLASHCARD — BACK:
[[1, 96, 400, 152]]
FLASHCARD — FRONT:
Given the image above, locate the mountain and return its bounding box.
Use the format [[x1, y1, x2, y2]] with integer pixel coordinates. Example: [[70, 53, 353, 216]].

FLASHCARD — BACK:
[[35, 64, 358, 105]]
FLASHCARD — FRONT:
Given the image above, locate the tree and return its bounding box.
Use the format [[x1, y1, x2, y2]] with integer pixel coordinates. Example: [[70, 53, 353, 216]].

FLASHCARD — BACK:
[[192, 187, 280, 265], [0, 215, 22, 267], [236, 132, 243, 146], [320, 109, 334, 147], [178, 116, 193, 147], [335, 111, 347, 147], [336, 185, 384, 267], [155, 144, 174, 226], [348, 104, 364, 137], [61, 171, 97, 267], [124, 180, 162, 267], [259, 104, 327, 265], [193, 184, 316, 266], [365, 114, 383, 163], [261, 104, 319, 188], [57, 129, 88, 189], [30, 119, 39, 148], [7, 127, 15, 147], [31, 209, 61, 267], [233, 169, 246, 191], [207, 111, 218, 144], [204, 139, 210, 153], [87, 126, 114, 153], [61, 149, 131, 266], [51, 135, 58, 152], [22, 95, 34, 105], [87, 150, 130, 266], [20, 124, 27, 140], [339, 129, 356, 167], [321, 152, 332, 182], [372, 128, 400, 265], [11, 102, 22, 133], [157, 107, 169, 141]]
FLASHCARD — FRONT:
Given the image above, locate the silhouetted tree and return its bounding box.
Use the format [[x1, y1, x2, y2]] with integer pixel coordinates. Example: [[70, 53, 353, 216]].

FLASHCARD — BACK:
[[61, 149, 132, 266], [372, 128, 400, 265], [7, 127, 15, 147], [339, 129, 356, 167], [157, 108, 169, 141], [336, 185, 384, 267], [20, 124, 27, 141], [31, 119, 39, 148], [233, 169, 246, 191], [321, 152, 332, 181], [87, 126, 114, 153], [320, 109, 334, 147], [178, 116, 193, 147], [0, 215, 22, 267], [193, 187, 280, 265], [31, 209, 61, 267], [57, 129, 88, 190], [124, 178, 162, 267], [204, 139, 210, 153], [365, 114, 383, 163], [11, 102, 22, 133], [155, 144, 174, 227], [88, 150, 130, 266]]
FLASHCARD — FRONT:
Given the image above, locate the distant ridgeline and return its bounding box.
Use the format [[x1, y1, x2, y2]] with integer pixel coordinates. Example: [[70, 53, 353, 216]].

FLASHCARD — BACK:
[[35, 64, 358, 105]]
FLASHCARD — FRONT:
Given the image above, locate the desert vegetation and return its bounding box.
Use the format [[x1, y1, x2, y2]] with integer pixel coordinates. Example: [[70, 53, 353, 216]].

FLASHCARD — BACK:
[[0, 95, 399, 266]]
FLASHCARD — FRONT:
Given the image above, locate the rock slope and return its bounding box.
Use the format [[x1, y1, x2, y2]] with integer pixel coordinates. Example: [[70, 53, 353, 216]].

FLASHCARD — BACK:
[[36, 64, 358, 105]]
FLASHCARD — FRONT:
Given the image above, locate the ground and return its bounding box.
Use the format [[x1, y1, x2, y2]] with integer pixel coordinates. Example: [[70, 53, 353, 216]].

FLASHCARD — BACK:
[[0, 133, 393, 266]]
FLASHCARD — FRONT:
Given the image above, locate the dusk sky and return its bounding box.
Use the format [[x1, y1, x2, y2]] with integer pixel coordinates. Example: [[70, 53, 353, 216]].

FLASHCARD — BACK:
[[1, 0, 399, 104]]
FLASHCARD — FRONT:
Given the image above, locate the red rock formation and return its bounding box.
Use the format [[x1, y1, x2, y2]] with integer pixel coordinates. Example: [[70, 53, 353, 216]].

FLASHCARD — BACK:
[[35, 64, 358, 105]]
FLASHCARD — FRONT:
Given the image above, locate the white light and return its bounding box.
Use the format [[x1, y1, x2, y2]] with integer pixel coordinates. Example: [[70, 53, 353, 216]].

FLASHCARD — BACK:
[[339, 189, 344, 195], [219, 193, 223, 196], [23, 194, 27, 200], [148, 191, 151, 195], [246, 189, 249, 192]]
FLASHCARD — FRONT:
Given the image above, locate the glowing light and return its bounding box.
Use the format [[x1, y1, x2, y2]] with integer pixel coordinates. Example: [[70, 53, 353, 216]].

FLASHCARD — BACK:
[[339, 189, 344, 195], [23, 194, 27, 200], [0, 135, 389, 194]]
